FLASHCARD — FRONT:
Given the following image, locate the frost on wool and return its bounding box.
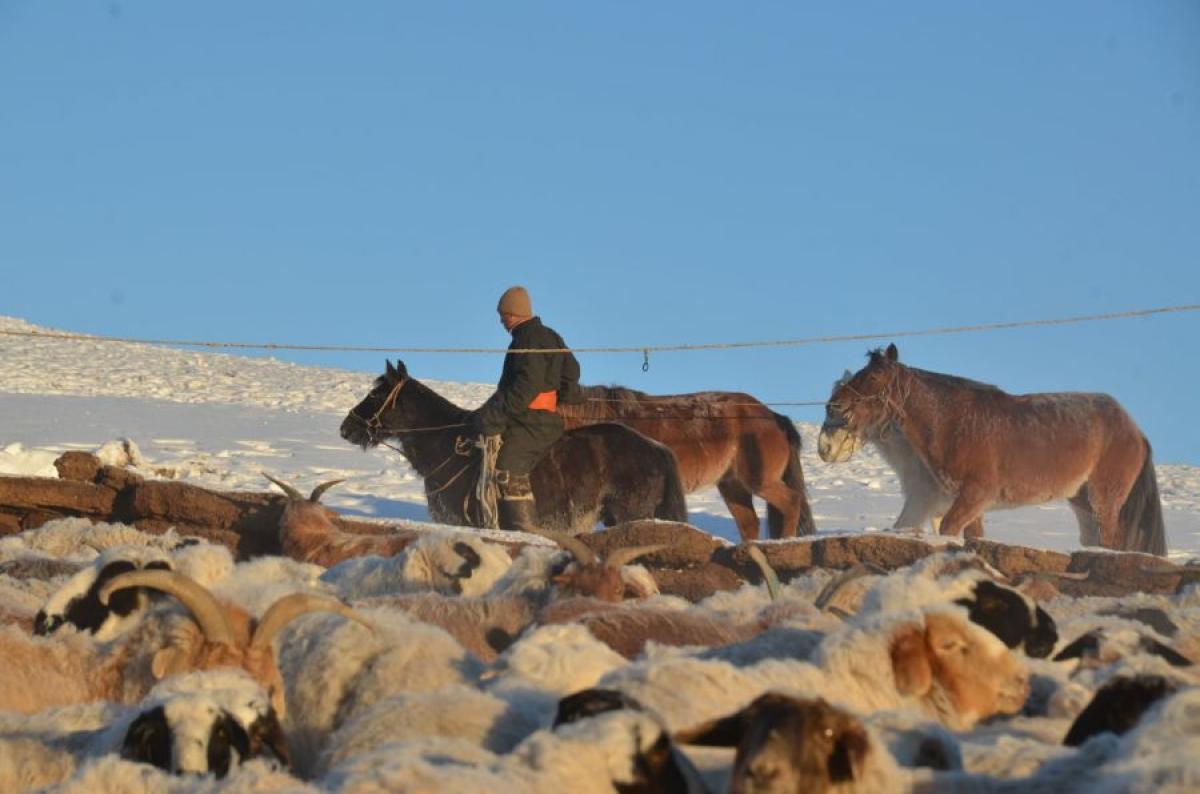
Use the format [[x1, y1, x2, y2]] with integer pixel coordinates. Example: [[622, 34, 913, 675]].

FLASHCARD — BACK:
[[274, 607, 480, 779], [316, 685, 547, 776], [33, 542, 235, 641], [321, 531, 513, 600], [0, 518, 194, 564]]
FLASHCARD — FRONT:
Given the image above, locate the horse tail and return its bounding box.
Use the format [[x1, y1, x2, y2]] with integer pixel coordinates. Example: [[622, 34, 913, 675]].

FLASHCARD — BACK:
[[655, 445, 690, 523], [771, 413, 817, 535], [1121, 437, 1167, 556]]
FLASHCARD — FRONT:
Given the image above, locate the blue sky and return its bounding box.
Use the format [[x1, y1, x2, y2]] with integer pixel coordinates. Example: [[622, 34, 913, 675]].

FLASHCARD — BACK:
[[2, 2, 1198, 462]]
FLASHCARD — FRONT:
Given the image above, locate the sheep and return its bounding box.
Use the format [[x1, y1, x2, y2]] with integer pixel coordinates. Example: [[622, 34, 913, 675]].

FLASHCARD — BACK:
[[321, 529, 514, 599], [600, 606, 1029, 733], [0, 670, 287, 791], [907, 687, 1200, 793], [351, 533, 669, 662], [818, 553, 1060, 658], [675, 692, 908, 794], [534, 596, 823, 660], [1062, 674, 1179, 747], [274, 607, 482, 779], [322, 707, 712, 794], [34, 549, 176, 640], [1053, 625, 1194, 670], [0, 569, 368, 718]]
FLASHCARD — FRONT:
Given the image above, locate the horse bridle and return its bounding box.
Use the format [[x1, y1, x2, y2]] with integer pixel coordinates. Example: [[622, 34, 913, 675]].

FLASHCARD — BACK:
[[351, 375, 483, 502], [829, 367, 909, 438]]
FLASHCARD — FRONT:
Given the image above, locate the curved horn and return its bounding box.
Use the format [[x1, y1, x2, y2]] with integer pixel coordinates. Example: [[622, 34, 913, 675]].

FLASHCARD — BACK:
[[100, 570, 235, 645], [745, 545, 781, 601], [527, 529, 597, 565], [814, 563, 885, 613], [605, 544, 669, 570], [263, 473, 304, 501], [308, 479, 346, 503], [251, 592, 374, 650]]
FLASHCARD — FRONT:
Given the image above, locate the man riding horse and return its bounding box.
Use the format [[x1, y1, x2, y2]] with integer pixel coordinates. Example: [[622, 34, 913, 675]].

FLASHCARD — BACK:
[[467, 286, 584, 532]]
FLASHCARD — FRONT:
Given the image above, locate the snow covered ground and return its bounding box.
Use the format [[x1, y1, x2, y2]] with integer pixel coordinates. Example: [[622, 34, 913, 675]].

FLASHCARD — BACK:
[[3, 314, 1199, 559]]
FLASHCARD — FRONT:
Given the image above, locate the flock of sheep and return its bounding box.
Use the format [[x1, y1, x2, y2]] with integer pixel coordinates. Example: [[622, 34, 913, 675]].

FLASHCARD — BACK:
[[0, 477, 1198, 793]]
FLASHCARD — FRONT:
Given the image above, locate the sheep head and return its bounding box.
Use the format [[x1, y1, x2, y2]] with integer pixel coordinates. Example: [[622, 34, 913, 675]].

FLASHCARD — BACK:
[[678, 693, 871, 794], [890, 612, 1029, 730], [101, 570, 371, 718], [535, 530, 666, 602], [120, 671, 289, 778]]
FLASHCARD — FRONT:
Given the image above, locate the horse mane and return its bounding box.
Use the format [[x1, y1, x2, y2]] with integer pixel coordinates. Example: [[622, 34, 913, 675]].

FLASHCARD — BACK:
[[906, 367, 1005, 395], [862, 348, 1003, 395]]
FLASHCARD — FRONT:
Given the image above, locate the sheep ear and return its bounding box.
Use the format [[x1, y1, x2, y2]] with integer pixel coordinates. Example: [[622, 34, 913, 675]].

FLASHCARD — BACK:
[[674, 712, 746, 747], [828, 724, 870, 783], [890, 624, 933, 696]]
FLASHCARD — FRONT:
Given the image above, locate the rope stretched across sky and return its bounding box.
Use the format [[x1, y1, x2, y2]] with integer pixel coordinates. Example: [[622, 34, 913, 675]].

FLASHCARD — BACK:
[[2, 302, 1197, 356]]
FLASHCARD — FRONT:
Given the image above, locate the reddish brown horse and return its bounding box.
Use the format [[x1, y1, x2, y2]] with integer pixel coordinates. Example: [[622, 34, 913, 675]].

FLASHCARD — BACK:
[[559, 386, 815, 540], [818, 344, 1166, 556]]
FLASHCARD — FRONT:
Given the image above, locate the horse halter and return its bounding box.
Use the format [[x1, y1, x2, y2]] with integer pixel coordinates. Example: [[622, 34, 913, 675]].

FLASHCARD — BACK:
[[354, 375, 410, 442], [832, 366, 908, 436]]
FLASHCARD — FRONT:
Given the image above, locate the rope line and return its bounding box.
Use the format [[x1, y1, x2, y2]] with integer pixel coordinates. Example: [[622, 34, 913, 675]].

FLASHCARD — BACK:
[[3, 303, 1196, 356]]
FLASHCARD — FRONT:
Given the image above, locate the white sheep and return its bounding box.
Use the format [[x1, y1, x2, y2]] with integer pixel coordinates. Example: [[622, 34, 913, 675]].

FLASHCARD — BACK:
[[0, 669, 288, 791], [321, 529, 514, 599], [0, 569, 368, 718]]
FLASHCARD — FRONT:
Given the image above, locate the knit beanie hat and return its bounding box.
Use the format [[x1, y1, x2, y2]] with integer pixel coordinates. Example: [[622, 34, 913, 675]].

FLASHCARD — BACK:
[[497, 286, 533, 317]]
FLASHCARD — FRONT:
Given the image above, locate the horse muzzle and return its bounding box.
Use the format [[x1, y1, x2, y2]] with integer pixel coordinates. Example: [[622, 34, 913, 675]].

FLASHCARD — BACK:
[[818, 426, 862, 463], [339, 414, 375, 448]]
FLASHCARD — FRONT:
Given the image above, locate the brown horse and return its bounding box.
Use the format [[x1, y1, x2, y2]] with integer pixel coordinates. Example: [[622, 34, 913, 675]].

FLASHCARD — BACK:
[[558, 385, 815, 540], [826, 369, 985, 539], [818, 344, 1166, 555], [339, 361, 689, 534]]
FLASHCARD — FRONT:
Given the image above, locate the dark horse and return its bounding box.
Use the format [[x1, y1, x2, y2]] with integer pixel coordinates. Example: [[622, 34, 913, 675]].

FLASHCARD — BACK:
[[818, 344, 1166, 556], [558, 386, 815, 540], [340, 360, 689, 533]]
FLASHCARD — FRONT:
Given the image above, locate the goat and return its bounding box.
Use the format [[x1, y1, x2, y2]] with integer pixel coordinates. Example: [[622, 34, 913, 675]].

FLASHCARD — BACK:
[[0, 569, 368, 718], [265, 474, 415, 567]]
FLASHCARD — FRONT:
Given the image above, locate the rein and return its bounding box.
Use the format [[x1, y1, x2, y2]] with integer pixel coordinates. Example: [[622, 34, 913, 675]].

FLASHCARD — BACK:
[[352, 375, 468, 440]]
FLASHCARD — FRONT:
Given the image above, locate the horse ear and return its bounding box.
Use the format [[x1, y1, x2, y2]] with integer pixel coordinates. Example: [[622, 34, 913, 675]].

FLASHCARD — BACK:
[[385, 360, 396, 378], [394, 359, 408, 378], [885, 343, 899, 362]]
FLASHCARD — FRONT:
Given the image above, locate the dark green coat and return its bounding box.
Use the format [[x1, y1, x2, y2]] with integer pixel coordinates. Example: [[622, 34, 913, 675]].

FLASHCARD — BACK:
[[477, 316, 583, 473]]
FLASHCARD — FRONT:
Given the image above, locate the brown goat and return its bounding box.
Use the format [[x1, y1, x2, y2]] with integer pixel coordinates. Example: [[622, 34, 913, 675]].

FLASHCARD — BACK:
[[266, 474, 414, 566], [0, 570, 369, 717]]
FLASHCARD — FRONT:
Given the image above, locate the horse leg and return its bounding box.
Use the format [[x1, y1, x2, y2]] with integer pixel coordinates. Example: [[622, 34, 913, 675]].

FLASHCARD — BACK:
[[760, 480, 807, 539], [937, 485, 991, 539], [717, 476, 762, 542], [963, 517, 985, 539], [1087, 437, 1152, 550], [1068, 487, 1101, 547]]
